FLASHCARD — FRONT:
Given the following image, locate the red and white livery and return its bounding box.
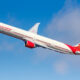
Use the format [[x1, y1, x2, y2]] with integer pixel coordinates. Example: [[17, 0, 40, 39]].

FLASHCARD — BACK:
[[0, 22, 80, 55]]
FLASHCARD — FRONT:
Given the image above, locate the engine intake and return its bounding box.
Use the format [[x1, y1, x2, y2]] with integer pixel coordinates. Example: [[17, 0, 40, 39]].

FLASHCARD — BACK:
[[25, 41, 35, 48]]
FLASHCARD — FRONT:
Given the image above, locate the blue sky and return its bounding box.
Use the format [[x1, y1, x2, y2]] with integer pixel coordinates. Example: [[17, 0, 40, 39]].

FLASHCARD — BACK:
[[0, 0, 80, 80]]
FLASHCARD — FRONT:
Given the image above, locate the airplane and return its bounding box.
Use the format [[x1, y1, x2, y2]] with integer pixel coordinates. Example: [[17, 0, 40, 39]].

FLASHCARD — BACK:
[[0, 22, 80, 55]]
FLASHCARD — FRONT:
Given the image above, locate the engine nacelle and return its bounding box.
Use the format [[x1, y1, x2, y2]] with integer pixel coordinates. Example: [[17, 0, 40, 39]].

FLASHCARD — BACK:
[[25, 41, 35, 48]]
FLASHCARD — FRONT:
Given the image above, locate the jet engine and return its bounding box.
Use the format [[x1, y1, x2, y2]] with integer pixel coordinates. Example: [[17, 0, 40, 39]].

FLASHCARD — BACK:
[[25, 41, 35, 48]]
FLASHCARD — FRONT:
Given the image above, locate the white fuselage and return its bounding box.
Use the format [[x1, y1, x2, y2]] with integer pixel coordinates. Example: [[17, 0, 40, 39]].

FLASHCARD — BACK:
[[0, 23, 73, 54]]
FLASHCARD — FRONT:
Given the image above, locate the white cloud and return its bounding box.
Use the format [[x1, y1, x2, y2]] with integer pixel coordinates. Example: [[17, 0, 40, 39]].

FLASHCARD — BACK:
[[0, 0, 80, 75], [34, 0, 80, 63], [46, 0, 80, 44], [44, 0, 80, 74], [54, 60, 68, 75]]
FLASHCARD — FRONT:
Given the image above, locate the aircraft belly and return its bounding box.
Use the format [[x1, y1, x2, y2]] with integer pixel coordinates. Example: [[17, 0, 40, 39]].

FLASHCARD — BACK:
[[35, 36, 72, 54]]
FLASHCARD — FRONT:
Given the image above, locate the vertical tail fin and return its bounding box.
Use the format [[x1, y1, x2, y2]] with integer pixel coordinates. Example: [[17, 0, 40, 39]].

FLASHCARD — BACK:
[[29, 23, 40, 34], [74, 43, 80, 54], [74, 43, 80, 50]]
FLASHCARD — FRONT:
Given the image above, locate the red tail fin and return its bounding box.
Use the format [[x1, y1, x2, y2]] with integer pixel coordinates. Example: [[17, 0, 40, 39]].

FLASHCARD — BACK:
[[74, 44, 80, 50], [73, 44, 80, 54]]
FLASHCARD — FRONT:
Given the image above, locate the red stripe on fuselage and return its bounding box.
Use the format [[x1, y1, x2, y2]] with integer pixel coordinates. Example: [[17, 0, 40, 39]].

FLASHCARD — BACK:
[[0, 25, 12, 31]]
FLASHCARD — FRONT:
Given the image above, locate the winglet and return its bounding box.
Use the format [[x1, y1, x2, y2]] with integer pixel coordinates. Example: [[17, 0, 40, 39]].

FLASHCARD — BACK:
[[29, 23, 40, 34]]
